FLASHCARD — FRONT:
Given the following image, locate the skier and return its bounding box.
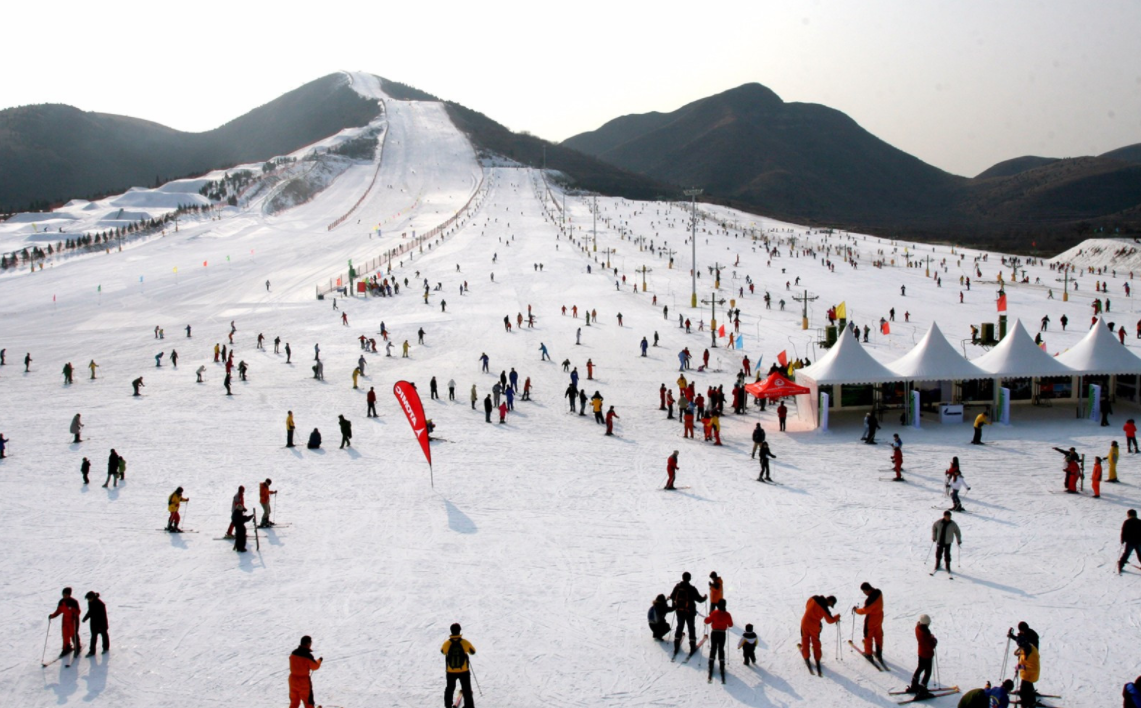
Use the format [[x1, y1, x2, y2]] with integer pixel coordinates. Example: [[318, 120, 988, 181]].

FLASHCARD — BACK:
[[24, 352, 32, 372], [891, 435, 904, 480], [739, 624, 758, 666], [480, 353, 490, 372], [751, 423, 766, 458], [286, 411, 296, 447], [539, 343, 550, 362], [605, 406, 619, 436], [196, 365, 206, 383], [704, 599, 734, 684], [971, 409, 989, 444], [81, 591, 108, 655], [80, 457, 90, 484], [225, 486, 245, 538], [70, 413, 83, 443], [367, 387, 378, 417], [1119, 509, 1141, 574], [1126, 419, 1139, 453], [442, 623, 476, 708], [132, 377, 144, 396], [1013, 636, 1040, 707], [88, 360, 98, 379], [338, 414, 352, 448], [166, 487, 188, 532], [865, 411, 880, 444], [48, 587, 82, 657], [852, 582, 884, 665], [288, 635, 323, 708], [448, 379, 456, 401], [579, 389, 587, 416], [947, 468, 970, 511], [670, 572, 707, 659], [665, 451, 679, 490], [907, 614, 937, 697], [1109, 440, 1121, 482], [1092, 456, 1103, 498], [799, 595, 839, 675], [258, 479, 276, 527], [231, 502, 254, 552], [1053, 446, 1081, 493], [62, 362, 73, 384], [777, 401, 788, 432], [640, 337, 648, 357], [285, 343, 292, 363], [932, 510, 962, 573], [103, 449, 120, 488], [224, 372, 233, 395], [483, 395, 493, 423], [648, 594, 673, 640], [430, 377, 439, 400], [757, 442, 775, 482], [1124, 677, 1141, 708], [591, 392, 604, 423]]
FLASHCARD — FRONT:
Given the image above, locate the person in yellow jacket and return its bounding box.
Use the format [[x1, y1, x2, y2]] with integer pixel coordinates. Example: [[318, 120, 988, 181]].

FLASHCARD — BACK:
[[88, 360, 99, 380], [286, 411, 296, 448], [352, 367, 361, 389], [677, 375, 687, 398], [1014, 639, 1040, 707], [1108, 440, 1120, 483], [288, 635, 322, 708], [166, 487, 188, 532], [441, 623, 476, 708], [971, 411, 989, 445]]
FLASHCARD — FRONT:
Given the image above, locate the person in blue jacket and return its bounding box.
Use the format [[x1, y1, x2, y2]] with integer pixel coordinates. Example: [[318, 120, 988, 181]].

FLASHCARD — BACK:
[[648, 594, 673, 640], [1124, 676, 1141, 708]]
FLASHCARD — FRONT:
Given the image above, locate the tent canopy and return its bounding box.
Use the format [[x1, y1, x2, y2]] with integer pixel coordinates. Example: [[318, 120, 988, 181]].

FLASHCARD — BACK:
[[746, 372, 811, 399], [887, 322, 989, 381], [795, 327, 900, 385], [971, 319, 1071, 378], [1054, 318, 1141, 375]]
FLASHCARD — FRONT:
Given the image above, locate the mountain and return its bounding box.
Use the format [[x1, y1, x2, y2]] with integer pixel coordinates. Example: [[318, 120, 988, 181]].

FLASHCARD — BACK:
[[564, 84, 1141, 250], [0, 73, 381, 211]]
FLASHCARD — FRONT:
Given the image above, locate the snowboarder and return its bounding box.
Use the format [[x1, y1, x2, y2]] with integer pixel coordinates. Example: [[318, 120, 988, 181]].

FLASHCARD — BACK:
[[48, 587, 81, 657], [799, 595, 839, 675], [338, 415, 352, 448], [1119, 509, 1141, 574], [648, 594, 673, 640], [704, 599, 734, 684], [852, 582, 884, 664], [70, 413, 83, 443], [442, 624, 477, 708], [907, 614, 937, 697], [81, 591, 108, 655], [288, 635, 323, 708], [932, 510, 961, 573], [670, 572, 707, 659], [166, 487, 188, 532]]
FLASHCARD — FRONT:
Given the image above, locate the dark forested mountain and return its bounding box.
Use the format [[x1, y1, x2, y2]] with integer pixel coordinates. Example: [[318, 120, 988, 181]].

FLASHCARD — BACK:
[[0, 73, 380, 211]]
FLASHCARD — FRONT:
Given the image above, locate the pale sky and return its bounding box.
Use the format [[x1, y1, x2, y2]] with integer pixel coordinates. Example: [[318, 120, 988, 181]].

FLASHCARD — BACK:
[[3, 0, 1139, 177]]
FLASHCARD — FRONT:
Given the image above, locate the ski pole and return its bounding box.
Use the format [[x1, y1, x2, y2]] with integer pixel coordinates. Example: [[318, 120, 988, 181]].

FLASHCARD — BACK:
[[469, 660, 483, 697], [934, 646, 942, 688], [253, 508, 260, 551], [924, 542, 934, 564], [850, 609, 856, 642], [1000, 631, 1012, 680], [41, 617, 53, 666]]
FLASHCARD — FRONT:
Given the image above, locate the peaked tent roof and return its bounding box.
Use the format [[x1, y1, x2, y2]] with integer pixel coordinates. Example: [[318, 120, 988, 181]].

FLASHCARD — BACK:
[[971, 319, 1071, 378], [794, 327, 900, 385], [887, 322, 989, 381], [745, 371, 811, 399], [1054, 318, 1141, 375]]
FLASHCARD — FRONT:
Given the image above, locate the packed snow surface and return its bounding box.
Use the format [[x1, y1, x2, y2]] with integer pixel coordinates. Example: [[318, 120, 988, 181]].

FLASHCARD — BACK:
[[1, 83, 1138, 708]]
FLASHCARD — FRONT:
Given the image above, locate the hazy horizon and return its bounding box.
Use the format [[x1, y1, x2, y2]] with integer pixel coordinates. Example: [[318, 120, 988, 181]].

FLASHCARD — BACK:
[[3, 0, 1138, 177]]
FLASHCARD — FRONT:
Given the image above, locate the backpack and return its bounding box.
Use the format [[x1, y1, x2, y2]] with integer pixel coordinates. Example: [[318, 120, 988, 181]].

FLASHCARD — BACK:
[[446, 638, 467, 671]]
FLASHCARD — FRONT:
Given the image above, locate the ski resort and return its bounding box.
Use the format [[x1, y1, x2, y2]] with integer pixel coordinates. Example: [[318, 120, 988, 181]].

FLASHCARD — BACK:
[[2, 69, 1140, 708]]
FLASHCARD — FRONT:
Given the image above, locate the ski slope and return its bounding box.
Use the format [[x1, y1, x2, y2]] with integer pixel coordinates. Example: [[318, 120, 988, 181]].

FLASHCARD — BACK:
[[1, 84, 1138, 708]]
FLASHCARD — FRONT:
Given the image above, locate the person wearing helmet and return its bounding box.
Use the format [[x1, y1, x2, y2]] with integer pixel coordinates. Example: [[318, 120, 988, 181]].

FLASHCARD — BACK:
[[908, 614, 937, 696]]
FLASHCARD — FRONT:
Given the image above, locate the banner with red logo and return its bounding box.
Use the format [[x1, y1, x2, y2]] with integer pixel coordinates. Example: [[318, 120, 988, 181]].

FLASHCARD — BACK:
[[393, 380, 432, 485]]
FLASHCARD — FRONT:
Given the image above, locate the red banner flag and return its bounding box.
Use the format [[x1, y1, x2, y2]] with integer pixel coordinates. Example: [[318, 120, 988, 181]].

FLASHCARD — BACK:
[[718, 324, 726, 337], [881, 321, 891, 335], [393, 380, 433, 484], [997, 294, 1007, 312], [777, 350, 788, 367]]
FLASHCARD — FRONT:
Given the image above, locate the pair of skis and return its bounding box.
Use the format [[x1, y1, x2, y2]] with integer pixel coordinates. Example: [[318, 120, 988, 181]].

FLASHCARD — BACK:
[[888, 686, 959, 704], [847, 640, 888, 671], [795, 643, 823, 676]]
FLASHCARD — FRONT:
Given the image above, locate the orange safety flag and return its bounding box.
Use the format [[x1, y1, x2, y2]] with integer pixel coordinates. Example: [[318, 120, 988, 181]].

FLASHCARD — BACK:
[[997, 294, 1007, 312], [777, 350, 788, 367], [718, 325, 726, 337], [881, 321, 891, 335]]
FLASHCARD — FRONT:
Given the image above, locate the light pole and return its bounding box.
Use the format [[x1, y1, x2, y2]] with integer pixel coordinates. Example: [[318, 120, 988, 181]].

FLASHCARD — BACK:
[[685, 188, 702, 307], [592, 195, 598, 252], [701, 292, 727, 347]]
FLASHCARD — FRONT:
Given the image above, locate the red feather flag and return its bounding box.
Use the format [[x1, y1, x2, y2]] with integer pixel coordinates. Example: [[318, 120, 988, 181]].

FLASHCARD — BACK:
[[393, 380, 433, 486]]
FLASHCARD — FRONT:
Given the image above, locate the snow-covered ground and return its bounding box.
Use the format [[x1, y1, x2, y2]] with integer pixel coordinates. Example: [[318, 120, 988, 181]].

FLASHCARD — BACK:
[[0, 79, 1138, 708]]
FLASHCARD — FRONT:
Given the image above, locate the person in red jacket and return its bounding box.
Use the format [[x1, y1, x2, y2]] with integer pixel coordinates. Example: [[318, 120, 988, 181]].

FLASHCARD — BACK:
[[800, 595, 839, 675], [852, 582, 884, 664], [908, 614, 937, 696], [48, 587, 82, 657], [366, 387, 378, 417], [777, 402, 788, 432], [1126, 419, 1138, 453], [288, 635, 322, 708], [605, 406, 619, 436], [665, 451, 679, 490], [704, 599, 734, 684]]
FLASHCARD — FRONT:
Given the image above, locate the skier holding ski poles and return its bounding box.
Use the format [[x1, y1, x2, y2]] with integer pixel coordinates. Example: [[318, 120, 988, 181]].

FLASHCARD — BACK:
[[799, 594, 839, 676]]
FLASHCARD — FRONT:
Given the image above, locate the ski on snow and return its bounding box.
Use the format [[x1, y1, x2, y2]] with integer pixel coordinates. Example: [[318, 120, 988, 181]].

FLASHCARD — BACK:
[[796, 644, 823, 676], [847, 640, 886, 670], [157, 529, 198, 533], [682, 635, 708, 664]]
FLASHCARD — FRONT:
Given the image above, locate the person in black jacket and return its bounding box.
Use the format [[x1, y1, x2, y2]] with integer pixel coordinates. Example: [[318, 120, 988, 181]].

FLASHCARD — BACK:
[[307, 429, 322, 449], [751, 424, 766, 458], [484, 394, 494, 423], [865, 412, 880, 444], [1120, 509, 1141, 573], [103, 449, 120, 488], [80, 457, 91, 484], [1007, 621, 1039, 649], [670, 572, 708, 658], [83, 591, 109, 655], [648, 594, 673, 640], [338, 415, 352, 449], [232, 505, 254, 552]]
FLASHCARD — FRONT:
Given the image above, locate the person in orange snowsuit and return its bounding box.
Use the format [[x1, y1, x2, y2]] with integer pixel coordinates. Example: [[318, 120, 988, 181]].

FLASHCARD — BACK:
[[48, 587, 82, 656], [665, 451, 679, 490], [288, 635, 322, 708], [853, 582, 884, 662], [708, 572, 725, 607], [1053, 446, 1081, 493], [1091, 456, 1103, 498], [800, 595, 839, 666]]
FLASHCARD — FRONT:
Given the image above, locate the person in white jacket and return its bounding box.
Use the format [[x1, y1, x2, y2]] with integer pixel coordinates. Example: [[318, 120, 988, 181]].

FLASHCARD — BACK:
[[946, 470, 971, 512]]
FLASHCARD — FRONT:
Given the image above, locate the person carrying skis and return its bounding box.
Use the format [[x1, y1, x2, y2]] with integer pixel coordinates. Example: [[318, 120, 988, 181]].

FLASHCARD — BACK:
[[70, 413, 83, 443], [704, 599, 734, 684], [670, 572, 707, 659], [932, 511, 961, 573], [1052, 446, 1081, 493], [853, 582, 884, 664], [648, 594, 673, 640], [800, 595, 839, 674], [907, 614, 937, 697], [441, 623, 476, 708], [738, 623, 758, 666], [757, 442, 776, 482], [167, 487, 188, 532], [82, 591, 108, 655], [665, 451, 679, 490], [1119, 509, 1141, 573], [288, 635, 322, 708], [48, 587, 82, 657]]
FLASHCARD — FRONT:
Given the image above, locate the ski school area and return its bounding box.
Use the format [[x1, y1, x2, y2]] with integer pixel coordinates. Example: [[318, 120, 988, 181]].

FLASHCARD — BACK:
[[2, 76, 1140, 708]]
